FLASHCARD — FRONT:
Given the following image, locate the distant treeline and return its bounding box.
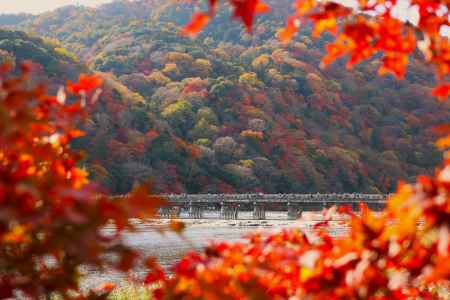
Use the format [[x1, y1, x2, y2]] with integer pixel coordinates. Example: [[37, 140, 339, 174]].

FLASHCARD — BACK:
[[0, 13, 34, 26]]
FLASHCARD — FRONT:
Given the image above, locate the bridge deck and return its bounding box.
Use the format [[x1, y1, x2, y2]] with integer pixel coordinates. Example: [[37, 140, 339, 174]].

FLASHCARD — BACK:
[[153, 194, 388, 219], [163, 194, 387, 204]]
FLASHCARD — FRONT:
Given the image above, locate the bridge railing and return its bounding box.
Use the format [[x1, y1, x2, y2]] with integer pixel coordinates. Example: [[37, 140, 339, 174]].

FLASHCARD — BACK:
[[162, 194, 388, 204]]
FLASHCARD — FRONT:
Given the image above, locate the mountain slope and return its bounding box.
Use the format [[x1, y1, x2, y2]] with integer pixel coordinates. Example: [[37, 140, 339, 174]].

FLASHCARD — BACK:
[[3, 1, 449, 194]]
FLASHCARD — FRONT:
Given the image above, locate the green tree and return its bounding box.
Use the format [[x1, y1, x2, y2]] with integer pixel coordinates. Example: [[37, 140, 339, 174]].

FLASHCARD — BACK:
[[161, 100, 195, 137]]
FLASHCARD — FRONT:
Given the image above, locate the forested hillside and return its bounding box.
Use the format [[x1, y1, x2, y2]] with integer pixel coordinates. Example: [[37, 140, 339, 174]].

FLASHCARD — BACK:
[[2, 0, 449, 194], [0, 30, 84, 83]]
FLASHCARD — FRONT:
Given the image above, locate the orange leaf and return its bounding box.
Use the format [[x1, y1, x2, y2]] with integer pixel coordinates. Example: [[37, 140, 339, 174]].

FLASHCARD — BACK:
[[436, 135, 450, 149], [378, 53, 408, 79], [255, 1, 270, 13], [432, 84, 450, 101], [68, 129, 86, 139], [295, 0, 316, 15], [126, 183, 166, 218], [279, 17, 298, 43], [67, 74, 103, 95], [231, 0, 268, 32], [322, 37, 349, 66], [170, 220, 186, 234], [2, 225, 29, 244], [71, 168, 89, 189], [182, 13, 210, 37], [433, 124, 450, 135], [312, 17, 337, 37], [94, 282, 116, 294]]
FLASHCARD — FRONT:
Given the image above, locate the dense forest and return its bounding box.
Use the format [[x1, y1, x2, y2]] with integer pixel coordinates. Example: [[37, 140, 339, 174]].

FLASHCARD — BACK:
[[1, 0, 448, 194]]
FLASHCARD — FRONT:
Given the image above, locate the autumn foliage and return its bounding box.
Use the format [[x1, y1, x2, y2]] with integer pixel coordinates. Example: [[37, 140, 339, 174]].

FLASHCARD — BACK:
[[184, 0, 449, 95], [1, 0, 450, 298], [0, 63, 164, 299]]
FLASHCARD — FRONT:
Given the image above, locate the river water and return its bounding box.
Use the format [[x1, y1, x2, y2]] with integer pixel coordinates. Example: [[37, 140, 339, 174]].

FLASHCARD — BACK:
[[82, 212, 349, 290]]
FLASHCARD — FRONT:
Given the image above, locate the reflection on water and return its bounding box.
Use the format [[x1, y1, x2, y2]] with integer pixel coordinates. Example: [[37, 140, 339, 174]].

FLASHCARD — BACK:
[[82, 213, 349, 290]]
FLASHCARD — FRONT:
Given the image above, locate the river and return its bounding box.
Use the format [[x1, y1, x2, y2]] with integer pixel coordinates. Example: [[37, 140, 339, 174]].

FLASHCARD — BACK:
[[82, 212, 349, 290]]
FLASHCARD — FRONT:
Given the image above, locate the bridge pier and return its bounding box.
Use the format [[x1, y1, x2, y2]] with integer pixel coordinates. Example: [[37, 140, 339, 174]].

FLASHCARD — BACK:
[[220, 202, 239, 220], [159, 207, 172, 218], [253, 202, 266, 220], [173, 206, 181, 218], [159, 206, 181, 218], [189, 202, 203, 219], [287, 202, 300, 220]]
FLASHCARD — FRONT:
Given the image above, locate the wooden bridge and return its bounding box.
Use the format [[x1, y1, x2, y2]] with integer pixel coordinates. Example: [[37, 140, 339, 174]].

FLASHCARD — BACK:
[[157, 194, 387, 220]]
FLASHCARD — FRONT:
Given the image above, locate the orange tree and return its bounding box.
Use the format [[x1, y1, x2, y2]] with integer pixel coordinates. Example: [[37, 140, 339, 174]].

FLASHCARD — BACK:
[[0, 62, 164, 299], [144, 0, 450, 299]]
